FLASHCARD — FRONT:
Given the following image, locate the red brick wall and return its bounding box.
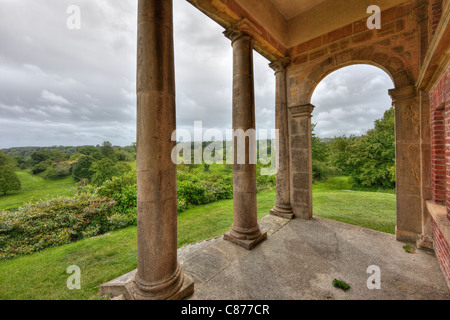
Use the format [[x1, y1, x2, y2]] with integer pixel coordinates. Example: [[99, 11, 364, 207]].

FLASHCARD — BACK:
[[431, 104, 446, 203], [433, 221, 450, 288], [430, 67, 450, 218]]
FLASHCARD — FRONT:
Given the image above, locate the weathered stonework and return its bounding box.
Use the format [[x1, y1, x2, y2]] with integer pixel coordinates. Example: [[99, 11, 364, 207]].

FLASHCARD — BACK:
[[105, 0, 450, 298], [270, 57, 294, 219], [223, 26, 267, 249], [288, 104, 314, 220]]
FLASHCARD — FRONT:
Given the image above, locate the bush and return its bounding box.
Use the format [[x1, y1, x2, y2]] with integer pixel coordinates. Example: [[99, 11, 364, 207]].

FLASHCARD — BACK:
[[43, 162, 72, 180], [256, 174, 276, 191], [32, 160, 52, 175], [0, 194, 120, 260], [0, 166, 21, 195], [72, 156, 95, 182], [90, 158, 131, 186], [95, 172, 137, 212]]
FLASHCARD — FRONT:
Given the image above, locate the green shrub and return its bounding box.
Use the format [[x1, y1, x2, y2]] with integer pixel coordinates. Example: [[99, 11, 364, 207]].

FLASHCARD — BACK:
[[32, 160, 52, 175], [95, 172, 136, 212], [0, 194, 119, 260], [72, 155, 95, 182], [0, 166, 22, 195], [256, 174, 276, 191]]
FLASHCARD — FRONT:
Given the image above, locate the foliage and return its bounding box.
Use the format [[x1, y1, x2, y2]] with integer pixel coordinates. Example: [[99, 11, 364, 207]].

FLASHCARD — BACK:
[[328, 135, 358, 175], [0, 151, 15, 167], [312, 107, 396, 189], [72, 156, 95, 182], [345, 108, 396, 188], [0, 166, 21, 195], [94, 172, 137, 213], [311, 124, 341, 181], [332, 279, 350, 291], [0, 194, 123, 259], [100, 141, 116, 160], [90, 158, 131, 186]]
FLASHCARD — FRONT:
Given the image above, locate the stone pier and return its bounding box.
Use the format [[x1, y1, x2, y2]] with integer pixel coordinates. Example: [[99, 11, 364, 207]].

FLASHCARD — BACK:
[[270, 57, 295, 219]]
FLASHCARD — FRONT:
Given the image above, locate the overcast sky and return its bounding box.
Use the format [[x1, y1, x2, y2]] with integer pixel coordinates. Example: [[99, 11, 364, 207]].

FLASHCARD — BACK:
[[0, 0, 394, 149]]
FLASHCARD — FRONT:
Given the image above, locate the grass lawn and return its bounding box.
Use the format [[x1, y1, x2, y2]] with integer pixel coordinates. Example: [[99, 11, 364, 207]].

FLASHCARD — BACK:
[[0, 189, 275, 300], [0, 176, 396, 300], [313, 176, 396, 234], [0, 171, 77, 210]]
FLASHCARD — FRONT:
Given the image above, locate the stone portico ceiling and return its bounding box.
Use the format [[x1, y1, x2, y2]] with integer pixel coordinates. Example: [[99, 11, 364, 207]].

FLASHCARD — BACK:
[[188, 0, 411, 60], [270, 0, 328, 20]]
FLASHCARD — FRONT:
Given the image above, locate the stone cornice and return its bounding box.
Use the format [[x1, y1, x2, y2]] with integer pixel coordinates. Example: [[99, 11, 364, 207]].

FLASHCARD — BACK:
[[223, 19, 261, 43], [288, 104, 315, 118], [416, 0, 450, 91], [269, 57, 290, 74], [388, 86, 417, 103]]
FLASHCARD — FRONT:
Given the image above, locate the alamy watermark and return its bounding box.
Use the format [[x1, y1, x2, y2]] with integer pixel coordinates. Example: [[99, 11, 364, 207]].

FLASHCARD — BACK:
[[67, 265, 81, 290], [171, 122, 279, 176], [367, 5, 381, 30], [66, 5, 81, 30], [366, 265, 381, 290]]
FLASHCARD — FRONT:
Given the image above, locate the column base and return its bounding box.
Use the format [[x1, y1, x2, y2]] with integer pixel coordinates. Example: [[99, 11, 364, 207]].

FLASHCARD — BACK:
[[224, 230, 267, 250], [270, 206, 295, 219], [395, 227, 420, 243], [122, 273, 194, 301]]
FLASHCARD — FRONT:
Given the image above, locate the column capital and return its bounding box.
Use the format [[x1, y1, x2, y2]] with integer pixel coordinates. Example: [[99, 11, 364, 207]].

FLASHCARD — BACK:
[[223, 18, 260, 43], [289, 104, 315, 118], [269, 57, 290, 74], [389, 86, 417, 104]]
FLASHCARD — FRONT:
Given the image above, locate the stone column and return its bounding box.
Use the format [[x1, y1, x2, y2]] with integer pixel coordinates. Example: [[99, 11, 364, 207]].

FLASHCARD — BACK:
[[288, 104, 315, 220], [389, 86, 422, 243], [418, 90, 433, 250], [223, 29, 267, 250], [269, 58, 294, 219], [126, 0, 193, 300]]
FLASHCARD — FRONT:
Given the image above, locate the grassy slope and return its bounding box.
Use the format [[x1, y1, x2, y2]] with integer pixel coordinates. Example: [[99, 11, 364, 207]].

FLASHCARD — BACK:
[[0, 189, 275, 300], [0, 172, 77, 210], [0, 176, 396, 300]]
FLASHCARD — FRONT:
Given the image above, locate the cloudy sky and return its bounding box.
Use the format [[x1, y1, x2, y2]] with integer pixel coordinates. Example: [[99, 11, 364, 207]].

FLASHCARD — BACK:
[[0, 0, 394, 149]]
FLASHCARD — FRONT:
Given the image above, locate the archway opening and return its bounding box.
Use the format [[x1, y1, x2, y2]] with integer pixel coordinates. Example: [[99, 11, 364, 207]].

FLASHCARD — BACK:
[[310, 64, 397, 234]]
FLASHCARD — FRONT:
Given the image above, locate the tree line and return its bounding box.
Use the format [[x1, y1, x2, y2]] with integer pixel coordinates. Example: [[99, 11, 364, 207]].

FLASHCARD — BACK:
[[0, 141, 137, 195], [312, 107, 395, 189]]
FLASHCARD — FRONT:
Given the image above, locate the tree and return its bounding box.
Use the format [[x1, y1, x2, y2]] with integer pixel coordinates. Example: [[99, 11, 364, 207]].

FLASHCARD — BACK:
[[311, 124, 336, 181], [0, 151, 14, 167], [90, 158, 131, 186], [329, 135, 358, 175], [0, 166, 21, 195], [346, 107, 396, 188], [100, 141, 116, 160], [72, 156, 95, 182]]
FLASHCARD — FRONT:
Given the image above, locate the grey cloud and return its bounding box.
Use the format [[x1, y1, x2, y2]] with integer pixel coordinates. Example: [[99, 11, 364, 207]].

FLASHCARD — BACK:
[[0, 1, 393, 149]]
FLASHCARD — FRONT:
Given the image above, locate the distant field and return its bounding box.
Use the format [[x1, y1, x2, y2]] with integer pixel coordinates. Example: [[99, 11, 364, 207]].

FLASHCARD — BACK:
[[0, 171, 77, 210]]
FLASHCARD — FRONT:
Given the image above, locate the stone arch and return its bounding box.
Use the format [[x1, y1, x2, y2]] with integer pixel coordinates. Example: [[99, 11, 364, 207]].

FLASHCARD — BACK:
[[299, 47, 415, 105], [288, 46, 422, 243]]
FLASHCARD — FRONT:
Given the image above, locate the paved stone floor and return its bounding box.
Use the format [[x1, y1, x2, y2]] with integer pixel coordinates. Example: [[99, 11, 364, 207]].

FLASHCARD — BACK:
[[102, 215, 450, 300]]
